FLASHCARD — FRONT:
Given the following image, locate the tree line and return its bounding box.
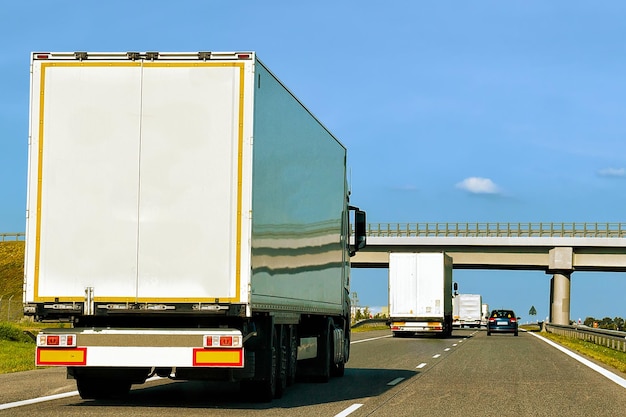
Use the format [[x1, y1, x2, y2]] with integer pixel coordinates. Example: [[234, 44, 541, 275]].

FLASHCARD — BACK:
[[581, 316, 624, 331], [352, 307, 387, 323]]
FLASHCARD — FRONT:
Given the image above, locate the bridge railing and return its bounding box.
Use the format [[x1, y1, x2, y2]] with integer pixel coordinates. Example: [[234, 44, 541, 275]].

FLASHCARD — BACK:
[[5, 224, 626, 240], [0, 233, 25, 242], [363, 223, 626, 238]]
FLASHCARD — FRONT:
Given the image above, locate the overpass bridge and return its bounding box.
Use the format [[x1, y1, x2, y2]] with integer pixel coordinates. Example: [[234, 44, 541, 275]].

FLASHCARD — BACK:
[[351, 222, 626, 325]]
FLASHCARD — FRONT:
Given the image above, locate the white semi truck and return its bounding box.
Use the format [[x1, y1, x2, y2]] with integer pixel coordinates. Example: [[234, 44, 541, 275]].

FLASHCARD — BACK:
[[453, 294, 483, 328], [23, 51, 367, 401], [388, 252, 453, 337]]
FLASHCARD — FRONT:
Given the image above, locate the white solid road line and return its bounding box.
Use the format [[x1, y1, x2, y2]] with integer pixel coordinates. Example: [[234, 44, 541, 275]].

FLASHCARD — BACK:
[[530, 332, 626, 389], [350, 334, 393, 344], [0, 391, 78, 410], [0, 376, 163, 410]]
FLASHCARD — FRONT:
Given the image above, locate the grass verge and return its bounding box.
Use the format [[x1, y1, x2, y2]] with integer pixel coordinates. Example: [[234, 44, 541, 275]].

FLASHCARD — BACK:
[[539, 331, 626, 374], [0, 323, 36, 373]]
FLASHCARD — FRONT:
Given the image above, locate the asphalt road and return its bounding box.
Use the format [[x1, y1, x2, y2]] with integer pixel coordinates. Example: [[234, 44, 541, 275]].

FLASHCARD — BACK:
[[1, 329, 626, 416]]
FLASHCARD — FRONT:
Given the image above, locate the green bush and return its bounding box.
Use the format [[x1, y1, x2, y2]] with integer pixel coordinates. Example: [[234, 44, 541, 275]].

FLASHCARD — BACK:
[[0, 323, 33, 343]]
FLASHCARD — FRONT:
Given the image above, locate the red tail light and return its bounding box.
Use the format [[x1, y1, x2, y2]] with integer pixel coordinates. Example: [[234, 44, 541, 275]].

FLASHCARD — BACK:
[[510, 318, 517, 323], [488, 317, 496, 323], [47, 336, 60, 345], [219, 336, 233, 347]]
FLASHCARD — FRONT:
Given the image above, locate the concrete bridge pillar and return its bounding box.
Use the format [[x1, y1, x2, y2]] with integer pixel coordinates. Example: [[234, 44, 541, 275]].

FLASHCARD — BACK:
[[549, 273, 571, 325], [547, 247, 573, 325]]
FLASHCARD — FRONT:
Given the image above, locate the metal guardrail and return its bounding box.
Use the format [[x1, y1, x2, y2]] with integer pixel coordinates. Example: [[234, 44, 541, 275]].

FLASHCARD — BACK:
[[0, 233, 25, 242], [364, 223, 626, 238], [545, 323, 626, 353], [351, 318, 388, 328]]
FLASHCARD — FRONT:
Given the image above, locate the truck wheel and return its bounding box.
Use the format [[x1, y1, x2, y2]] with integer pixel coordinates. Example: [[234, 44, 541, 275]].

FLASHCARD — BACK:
[[316, 319, 332, 383], [242, 324, 277, 402], [329, 332, 345, 377], [76, 378, 99, 400], [330, 324, 347, 377]]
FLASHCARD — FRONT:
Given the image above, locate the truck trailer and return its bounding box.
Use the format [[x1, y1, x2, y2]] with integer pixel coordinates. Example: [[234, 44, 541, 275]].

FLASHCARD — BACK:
[[23, 51, 367, 401], [453, 294, 483, 328], [388, 252, 453, 337]]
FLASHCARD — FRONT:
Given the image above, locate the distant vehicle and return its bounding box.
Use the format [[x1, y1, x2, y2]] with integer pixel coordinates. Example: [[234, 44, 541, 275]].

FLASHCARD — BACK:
[[452, 294, 482, 328], [487, 309, 519, 336], [388, 252, 453, 337]]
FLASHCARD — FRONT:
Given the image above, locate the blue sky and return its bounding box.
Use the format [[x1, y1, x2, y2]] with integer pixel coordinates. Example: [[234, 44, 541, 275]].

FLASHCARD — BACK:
[[2, 1, 625, 322]]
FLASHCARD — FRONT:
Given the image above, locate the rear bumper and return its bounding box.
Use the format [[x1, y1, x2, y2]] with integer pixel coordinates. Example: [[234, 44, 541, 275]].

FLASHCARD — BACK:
[[35, 328, 245, 368], [487, 326, 517, 333], [390, 320, 445, 333]]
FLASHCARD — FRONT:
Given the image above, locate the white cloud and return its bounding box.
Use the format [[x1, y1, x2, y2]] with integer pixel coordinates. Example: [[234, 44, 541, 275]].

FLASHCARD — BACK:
[[456, 177, 501, 194], [598, 167, 626, 177]]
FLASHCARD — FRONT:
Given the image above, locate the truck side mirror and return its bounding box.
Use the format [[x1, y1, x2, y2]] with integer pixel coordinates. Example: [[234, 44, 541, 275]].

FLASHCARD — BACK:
[[355, 209, 366, 250], [349, 206, 367, 256]]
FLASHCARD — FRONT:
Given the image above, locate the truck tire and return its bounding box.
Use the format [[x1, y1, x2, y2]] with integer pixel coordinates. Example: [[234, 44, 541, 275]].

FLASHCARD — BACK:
[[312, 318, 331, 383], [330, 321, 347, 377], [241, 322, 277, 402]]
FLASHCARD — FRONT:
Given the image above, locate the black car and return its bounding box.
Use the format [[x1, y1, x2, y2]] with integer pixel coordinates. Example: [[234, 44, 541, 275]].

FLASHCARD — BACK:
[[487, 309, 518, 336]]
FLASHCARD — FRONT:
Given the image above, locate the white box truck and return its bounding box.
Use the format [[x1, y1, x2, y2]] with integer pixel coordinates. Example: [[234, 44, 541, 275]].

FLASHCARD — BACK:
[[388, 252, 453, 337], [453, 294, 483, 328], [23, 51, 367, 401]]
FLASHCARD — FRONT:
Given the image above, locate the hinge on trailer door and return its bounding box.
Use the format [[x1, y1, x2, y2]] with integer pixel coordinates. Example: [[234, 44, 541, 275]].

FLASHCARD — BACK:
[[74, 52, 88, 61], [145, 51, 159, 60], [84, 287, 94, 315], [198, 51, 211, 61], [127, 52, 141, 61]]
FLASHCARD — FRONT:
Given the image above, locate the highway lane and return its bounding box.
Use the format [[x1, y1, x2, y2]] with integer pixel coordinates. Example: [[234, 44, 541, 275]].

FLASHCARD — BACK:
[[1, 329, 625, 416]]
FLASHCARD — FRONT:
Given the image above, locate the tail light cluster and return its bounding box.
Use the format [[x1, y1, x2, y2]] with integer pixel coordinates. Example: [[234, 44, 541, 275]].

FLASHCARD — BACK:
[[204, 335, 242, 348], [37, 334, 77, 347]]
